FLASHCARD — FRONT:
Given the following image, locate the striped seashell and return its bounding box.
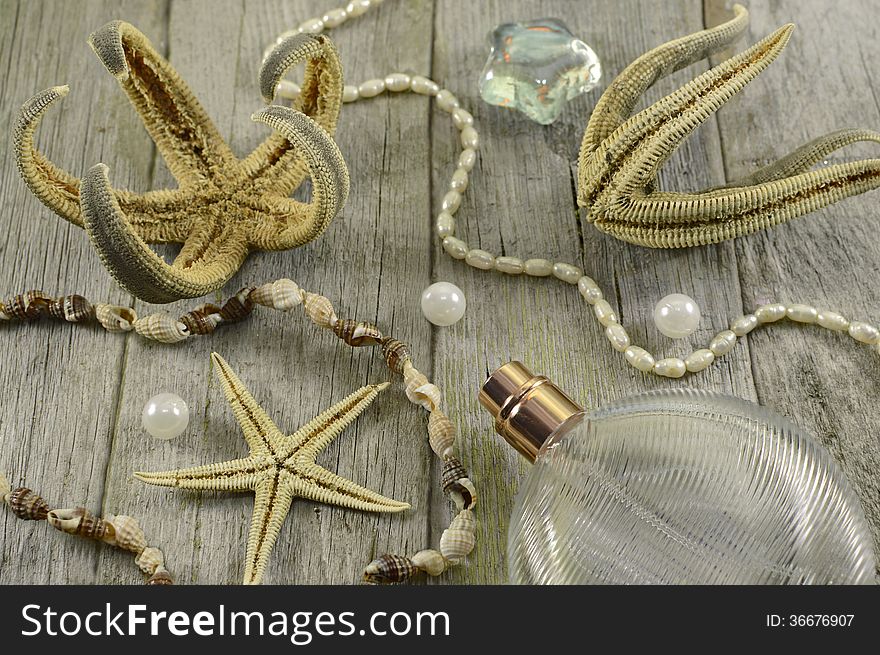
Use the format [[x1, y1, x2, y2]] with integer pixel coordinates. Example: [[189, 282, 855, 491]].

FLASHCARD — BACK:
[[405, 371, 441, 411], [428, 411, 456, 458], [180, 304, 221, 335], [95, 303, 137, 332], [7, 487, 50, 521], [411, 549, 447, 576], [135, 547, 165, 575], [439, 510, 476, 563], [441, 456, 468, 493], [218, 288, 255, 322], [250, 278, 302, 311], [363, 554, 417, 584], [47, 294, 94, 322], [134, 313, 190, 343], [107, 515, 147, 553], [303, 292, 337, 328], [448, 477, 477, 510], [333, 319, 382, 347], [47, 507, 111, 541], [380, 337, 411, 374], [4, 290, 51, 320], [146, 566, 174, 585]]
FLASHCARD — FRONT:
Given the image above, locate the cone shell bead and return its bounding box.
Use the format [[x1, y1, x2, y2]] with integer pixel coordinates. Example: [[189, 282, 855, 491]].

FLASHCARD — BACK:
[[135, 547, 165, 575], [46, 295, 94, 322], [333, 319, 382, 347], [380, 338, 411, 374], [3, 291, 51, 319], [180, 304, 221, 335], [218, 288, 255, 322], [95, 303, 137, 332], [363, 554, 417, 584], [133, 313, 190, 343], [250, 278, 302, 311], [107, 515, 147, 553], [441, 456, 468, 493], [428, 411, 456, 458], [147, 566, 174, 585], [47, 507, 111, 540], [411, 549, 447, 576], [303, 293, 337, 328], [439, 509, 476, 563], [8, 487, 50, 520]]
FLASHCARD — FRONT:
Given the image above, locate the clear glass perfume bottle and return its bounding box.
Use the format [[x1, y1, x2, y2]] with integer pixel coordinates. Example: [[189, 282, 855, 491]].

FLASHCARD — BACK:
[[479, 362, 876, 584]]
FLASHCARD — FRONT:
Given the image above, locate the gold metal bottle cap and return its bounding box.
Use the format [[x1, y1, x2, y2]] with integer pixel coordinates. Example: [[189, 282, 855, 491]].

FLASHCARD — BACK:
[[478, 361, 585, 462]]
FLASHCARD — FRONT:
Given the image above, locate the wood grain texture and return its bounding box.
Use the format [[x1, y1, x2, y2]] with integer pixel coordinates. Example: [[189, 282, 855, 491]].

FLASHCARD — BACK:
[[0, 0, 877, 584]]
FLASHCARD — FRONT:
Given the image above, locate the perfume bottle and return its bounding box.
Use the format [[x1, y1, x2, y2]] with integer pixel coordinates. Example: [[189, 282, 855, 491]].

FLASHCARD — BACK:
[[479, 362, 876, 584]]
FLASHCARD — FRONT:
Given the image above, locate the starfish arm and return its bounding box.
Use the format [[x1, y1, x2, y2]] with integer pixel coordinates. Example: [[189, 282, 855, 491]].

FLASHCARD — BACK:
[[115, 188, 196, 243], [13, 86, 83, 225], [293, 463, 410, 514], [580, 3, 749, 156], [133, 456, 267, 491], [243, 474, 295, 585], [600, 159, 880, 247], [242, 33, 343, 198], [279, 383, 390, 462], [211, 353, 284, 457], [247, 106, 349, 251], [80, 164, 248, 302], [719, 129, 880, 188], [87, 21, 236, 187]]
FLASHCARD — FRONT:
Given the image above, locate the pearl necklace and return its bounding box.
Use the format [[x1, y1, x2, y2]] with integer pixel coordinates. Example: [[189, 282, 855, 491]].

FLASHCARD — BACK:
[[268, 0, 880, 379]]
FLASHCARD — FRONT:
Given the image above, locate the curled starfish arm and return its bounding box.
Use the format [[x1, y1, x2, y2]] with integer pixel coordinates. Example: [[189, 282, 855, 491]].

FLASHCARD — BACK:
[[248, 106, 349, 251], [580, 3, 749, 156], [13, 86, 83, 225], [80, 164, 248, 302], [87, 21, 236, 187], [292, 464, 410, 513], [134, 458, 267, 492], [211, 353, 282, 458], [243, 33, 343, 196], [114, 188, 196, 244], [244, 476, 294, 585], [281, 383, 390, 461]]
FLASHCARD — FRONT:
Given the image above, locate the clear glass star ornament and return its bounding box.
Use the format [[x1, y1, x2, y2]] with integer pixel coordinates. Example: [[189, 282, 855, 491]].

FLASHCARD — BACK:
[[479, 18, 601, 125]]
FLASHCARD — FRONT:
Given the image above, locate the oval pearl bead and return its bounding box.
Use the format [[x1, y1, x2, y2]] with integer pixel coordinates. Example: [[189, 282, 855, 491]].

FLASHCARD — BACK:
[[523, 259, 552, 276], [848, 321, 880, 345], [787, 304, 818, 324], [625, 346, 655, 372], [755, 303, 786, 323], [276, 80, 300, 99], [452, 108, 474, 129], [731, 314, 758, 336], [298, 18, 325, 33], [441, 190, 461, 213], [323, 8, 348, 27], [346, 0, 372, 17], [358, 78, 386, 98], [411, 75, 440, 96], [685, 349, 715, 373], [384, 73, 411, 92], [709, 330, 737, 356], [817, 311, 849, 331], [458, 148, 477, 172], [654, 358, 687, 378], [653, 293, 701, 339], [421, 282, 466, 327], [577, 276, 603, 304], [465, 249, 495, 270], [460, 126, 480, 149], [605, 324, 630, 352], [442, 236, 468, 259], [435, 212, 455, 238], [436, 90, 459, 112], [552, 262, 583, 284], [342, 85, 360, 102], [495, 256, 524, 275], [142, 393, 189, 440], [593, 299, 617, 327], [450, 168, 469, 192]]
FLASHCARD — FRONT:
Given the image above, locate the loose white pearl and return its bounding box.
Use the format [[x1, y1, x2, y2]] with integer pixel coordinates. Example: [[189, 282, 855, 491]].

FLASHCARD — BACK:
[[358, 78, 386, 98], [654, 358, 687, 378], [421, 282, 466, 327], [625, 346, 655, 372], [384, 73, 411, 92], [653, 293, 701, 339], [142, 393, 189, 440]]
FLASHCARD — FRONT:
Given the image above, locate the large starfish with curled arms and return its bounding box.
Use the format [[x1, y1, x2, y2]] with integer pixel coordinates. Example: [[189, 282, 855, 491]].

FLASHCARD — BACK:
[[15, 21, 348, 303], [577, 4, 880, 248]]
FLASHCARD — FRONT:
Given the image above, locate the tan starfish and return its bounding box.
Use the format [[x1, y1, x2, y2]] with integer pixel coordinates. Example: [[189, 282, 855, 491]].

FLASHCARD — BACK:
[[14, 21, 349, 303], [578, 4, 880, 248], [134, 353, 409, 585]]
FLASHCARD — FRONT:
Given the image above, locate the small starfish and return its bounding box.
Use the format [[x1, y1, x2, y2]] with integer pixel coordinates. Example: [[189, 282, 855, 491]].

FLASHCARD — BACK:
[[577, 4, 880, 248], [135, 353, 409, 585], [15, 21, 349, 302]]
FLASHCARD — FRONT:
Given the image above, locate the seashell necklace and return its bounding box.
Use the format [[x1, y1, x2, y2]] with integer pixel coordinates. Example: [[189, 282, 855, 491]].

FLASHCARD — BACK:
[[263, 0, 879, 379]]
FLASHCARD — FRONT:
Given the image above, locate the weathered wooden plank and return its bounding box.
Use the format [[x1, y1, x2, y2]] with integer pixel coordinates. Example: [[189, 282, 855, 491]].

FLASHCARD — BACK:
[[706, 0, 880, 565], [96, 0, 436, 584], [0, 0, 167, 583]]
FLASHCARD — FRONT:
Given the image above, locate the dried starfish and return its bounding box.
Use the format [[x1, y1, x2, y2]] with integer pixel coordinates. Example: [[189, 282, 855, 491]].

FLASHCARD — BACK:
[[577, 4, 880, 248], [134, 353, 409, 585], [15, 21, 349, 302]]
